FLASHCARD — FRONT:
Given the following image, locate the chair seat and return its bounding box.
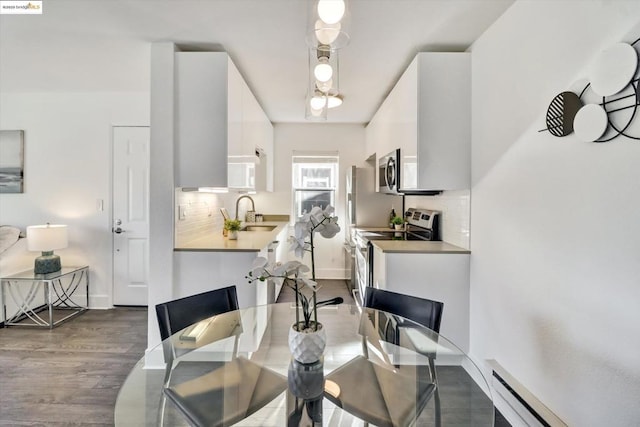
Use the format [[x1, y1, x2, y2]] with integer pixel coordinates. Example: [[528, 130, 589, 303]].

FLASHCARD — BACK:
[[164, 356, 287, 427], [324, 355, 436, 427]]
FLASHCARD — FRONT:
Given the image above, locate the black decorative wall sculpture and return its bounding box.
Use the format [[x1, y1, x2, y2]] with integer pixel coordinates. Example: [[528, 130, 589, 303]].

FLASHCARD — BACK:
[[542, 37, 640, 142]]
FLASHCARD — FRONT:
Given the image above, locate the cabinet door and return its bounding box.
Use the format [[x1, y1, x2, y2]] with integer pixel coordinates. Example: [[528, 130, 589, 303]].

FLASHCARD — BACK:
[[392, 59, 418, 190], [417, 53, 470, 190], [365, 117, 380, 191], [372, 245, 386, 290], [175, 52, 228, 187], [227, 61, 254, 189], [366, 60, 417, 191], [255, 112, 274, 192]]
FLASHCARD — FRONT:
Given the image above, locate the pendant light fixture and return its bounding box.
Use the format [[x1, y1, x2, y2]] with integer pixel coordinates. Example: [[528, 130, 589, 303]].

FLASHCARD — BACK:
[[305, 0, 349, 120]]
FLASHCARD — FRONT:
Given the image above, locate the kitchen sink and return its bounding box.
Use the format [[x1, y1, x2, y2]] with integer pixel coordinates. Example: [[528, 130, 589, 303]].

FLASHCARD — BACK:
[[240, 225, 277, 232]]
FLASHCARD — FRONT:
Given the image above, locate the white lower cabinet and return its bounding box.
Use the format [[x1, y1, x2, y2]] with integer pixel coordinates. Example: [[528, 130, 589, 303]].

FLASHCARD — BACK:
[[372, 248, 470, 352], [273, 226, 290, 300], [174, 249, 268, 353], [174, 250, 261, 308]]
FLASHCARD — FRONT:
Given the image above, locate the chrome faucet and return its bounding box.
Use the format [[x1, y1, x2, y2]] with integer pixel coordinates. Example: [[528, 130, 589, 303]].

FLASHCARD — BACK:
[[235, 195, 255, 220]]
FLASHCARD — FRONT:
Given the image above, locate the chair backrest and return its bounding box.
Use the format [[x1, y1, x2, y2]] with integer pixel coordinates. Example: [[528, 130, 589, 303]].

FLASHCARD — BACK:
[[363, 287, 444, 333], [155, 286, 239, 341]]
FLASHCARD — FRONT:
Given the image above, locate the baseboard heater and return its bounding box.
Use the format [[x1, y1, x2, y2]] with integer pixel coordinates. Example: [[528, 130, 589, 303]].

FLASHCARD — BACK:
[[488, 360, 567, 427]]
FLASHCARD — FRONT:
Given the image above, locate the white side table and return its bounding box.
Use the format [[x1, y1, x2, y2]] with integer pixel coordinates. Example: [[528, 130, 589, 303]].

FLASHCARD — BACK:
[[1, 266, 89, 328]]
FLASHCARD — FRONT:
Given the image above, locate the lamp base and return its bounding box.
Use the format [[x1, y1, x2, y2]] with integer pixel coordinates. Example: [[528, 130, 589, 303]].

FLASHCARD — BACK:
[[34, 251, 61, 274]]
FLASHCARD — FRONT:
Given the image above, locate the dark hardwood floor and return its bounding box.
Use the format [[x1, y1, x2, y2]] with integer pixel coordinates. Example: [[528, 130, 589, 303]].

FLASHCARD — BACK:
[[0, 307, 147, 426], [0, 281, 511, 426]]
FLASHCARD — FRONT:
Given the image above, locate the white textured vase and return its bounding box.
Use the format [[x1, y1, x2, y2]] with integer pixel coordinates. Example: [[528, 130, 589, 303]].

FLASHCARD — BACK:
[[288, 322, 326, 364], [228, 230, 238, 240]]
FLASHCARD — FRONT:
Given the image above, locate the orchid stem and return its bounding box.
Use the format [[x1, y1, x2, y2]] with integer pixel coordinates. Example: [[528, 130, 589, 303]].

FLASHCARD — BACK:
[[310, 232, 318, 331]]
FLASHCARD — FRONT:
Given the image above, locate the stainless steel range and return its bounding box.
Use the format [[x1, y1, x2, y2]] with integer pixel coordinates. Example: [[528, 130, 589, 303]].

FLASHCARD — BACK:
[[353, 208, 440, 305], [405, 208, 440, 241]]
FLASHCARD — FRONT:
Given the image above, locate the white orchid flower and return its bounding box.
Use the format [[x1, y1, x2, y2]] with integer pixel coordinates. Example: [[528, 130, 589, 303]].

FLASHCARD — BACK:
[[294, 220, 310, 239], [322, 205, 335, 217], [320, 216, 340, 238], [275, 260, 309, 277], [248, 256, 269, 280], [270, 275, 285, 288], [296, 263, 311, 274], [289, 235, 307, 258], [299, 211, 312, 224], [299, 276, 318, 289], [308, 206, 325, 227]]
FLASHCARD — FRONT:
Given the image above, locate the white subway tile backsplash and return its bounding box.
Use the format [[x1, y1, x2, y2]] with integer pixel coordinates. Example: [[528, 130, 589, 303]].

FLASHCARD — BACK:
[[174, 190, 225, 246], [404, 190, 470, 249]]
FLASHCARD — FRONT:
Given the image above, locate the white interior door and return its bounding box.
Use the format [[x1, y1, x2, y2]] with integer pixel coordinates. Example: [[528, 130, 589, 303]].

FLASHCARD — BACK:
[[112, 126, 150, 306]]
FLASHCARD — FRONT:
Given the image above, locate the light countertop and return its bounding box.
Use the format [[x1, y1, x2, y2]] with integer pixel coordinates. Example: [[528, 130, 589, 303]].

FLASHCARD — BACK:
[[370, 240, 470, 254], [175, 222, 288, 252], [354, 226, 470, 254]]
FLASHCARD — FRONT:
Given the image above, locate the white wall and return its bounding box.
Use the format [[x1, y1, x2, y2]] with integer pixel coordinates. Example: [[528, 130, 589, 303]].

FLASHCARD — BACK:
[[0, 92, 149, 309], [470, 1, 640, 425], [251, 123, 367, 278]]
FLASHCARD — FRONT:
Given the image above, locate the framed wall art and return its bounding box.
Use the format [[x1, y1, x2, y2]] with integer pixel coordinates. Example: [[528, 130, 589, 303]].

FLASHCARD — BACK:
[[0, 130, 25, 193]]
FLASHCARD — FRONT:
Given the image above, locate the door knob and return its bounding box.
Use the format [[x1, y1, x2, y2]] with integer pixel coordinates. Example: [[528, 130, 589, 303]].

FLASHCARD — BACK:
[[113, 227, 125, 234]]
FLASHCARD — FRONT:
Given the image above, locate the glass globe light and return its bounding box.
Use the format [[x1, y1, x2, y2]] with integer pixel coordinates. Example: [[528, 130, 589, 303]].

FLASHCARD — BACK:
[[310, 94, 327, 111], [316, 78, 333, 93], [315, 19, 341, 45], [317, 0, 345, 25], [310, 106, 324, 117], [314, 61, 333, 83]]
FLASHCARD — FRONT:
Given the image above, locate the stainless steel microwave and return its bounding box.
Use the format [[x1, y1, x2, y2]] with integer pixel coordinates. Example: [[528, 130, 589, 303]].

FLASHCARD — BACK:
[[378, 149, 401, 194]]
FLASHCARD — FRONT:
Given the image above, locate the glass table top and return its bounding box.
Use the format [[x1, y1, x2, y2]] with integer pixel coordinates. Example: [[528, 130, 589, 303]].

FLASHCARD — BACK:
[[115, 303, 493, 426], [1, 266, 88, 280]]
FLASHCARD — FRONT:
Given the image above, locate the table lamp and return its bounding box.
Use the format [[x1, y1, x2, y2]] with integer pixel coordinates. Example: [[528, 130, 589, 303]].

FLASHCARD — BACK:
[[27, 224, 68, 274]]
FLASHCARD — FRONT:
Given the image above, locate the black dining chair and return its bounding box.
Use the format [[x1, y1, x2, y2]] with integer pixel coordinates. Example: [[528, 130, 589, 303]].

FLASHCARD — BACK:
[[155, 286, 287, 427], [324, 287, 444, 427]]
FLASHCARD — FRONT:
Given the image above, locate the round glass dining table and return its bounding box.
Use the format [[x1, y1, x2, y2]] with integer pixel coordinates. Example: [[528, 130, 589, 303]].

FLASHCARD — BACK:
[[115, 303, 493, 426]]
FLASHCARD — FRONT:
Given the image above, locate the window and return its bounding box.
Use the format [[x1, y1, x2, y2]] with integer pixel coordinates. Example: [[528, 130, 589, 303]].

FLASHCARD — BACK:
[[292, 152, 339, 219]]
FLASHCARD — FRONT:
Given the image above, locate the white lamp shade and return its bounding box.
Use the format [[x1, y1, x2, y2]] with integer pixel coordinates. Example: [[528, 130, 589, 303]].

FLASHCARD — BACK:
[[27, 224, 68, 252]]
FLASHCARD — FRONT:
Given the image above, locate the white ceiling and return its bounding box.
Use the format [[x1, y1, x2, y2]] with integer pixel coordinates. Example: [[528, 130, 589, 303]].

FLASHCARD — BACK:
[[0, 0, 513, 124]]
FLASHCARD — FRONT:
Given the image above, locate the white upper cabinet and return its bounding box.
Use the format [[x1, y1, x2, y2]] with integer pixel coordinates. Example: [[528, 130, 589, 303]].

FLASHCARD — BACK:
[[175, 52, 228, 188], [366, 52, 470, 192], [239, 78, 274, 192], [175, 52, 273, 191]]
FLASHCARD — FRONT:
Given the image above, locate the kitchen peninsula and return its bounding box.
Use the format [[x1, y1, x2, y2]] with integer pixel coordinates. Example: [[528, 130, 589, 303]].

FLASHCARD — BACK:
[[175, 221, 288, 252], [174, 221, 289, 308]]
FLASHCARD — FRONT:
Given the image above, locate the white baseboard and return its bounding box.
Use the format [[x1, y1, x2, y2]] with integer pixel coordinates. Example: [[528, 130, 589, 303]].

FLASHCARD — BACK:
[[87, 294, 110, 309]]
